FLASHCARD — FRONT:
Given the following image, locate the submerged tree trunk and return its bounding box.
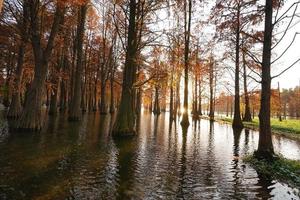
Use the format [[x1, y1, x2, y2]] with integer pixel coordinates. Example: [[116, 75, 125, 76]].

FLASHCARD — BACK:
[[209, 59, 214, 121], [100, 82, 107, 114], [153, 86, 160, 115], [193, 74, 198, 117], [110, 71, 115, 114], [198, 78, 202, 115], [169, 81, 174, 121], [7, 42, 25, 118], [255, 0, 274, 159], [181, 0, 192, 128], [242, 52, 252, 122], [232, 4, 244, 129], [17, 2, 64, 131], [69, 4, 87, 121], [7, 2, 29, 119], [112, 0, 138, 136]]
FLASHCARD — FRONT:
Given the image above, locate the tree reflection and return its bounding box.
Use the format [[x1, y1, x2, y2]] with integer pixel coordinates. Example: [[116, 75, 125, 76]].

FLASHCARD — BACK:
[[114, 137, 138, 199], [231, 127, 243, 198], [177, 126, 188, 199]]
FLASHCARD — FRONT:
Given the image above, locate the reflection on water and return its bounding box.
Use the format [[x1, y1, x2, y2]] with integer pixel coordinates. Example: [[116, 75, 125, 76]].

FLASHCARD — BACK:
[[0, 111, 300, 199]]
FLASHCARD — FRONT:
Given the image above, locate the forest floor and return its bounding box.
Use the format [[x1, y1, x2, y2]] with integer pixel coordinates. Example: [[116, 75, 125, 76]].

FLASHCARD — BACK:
[[215, 116, 300, 141], [244, 155, 300, 189]]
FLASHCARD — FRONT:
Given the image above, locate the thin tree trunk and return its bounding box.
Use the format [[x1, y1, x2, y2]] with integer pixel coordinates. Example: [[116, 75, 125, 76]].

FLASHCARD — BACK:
[[181, 0, 192, 127], [153, 86, 160, 115], [209, 59, 214, 121], [277, 82, 282, 121], [242, 51, 252, 122], [232, 4, 244, 128]]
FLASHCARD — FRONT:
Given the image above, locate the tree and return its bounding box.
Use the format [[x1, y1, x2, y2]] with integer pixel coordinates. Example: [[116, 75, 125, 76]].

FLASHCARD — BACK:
[[69, 2, 88, 121], [7, 1, 29, 119], [112, 0, 138, 136], [255, 0, 274, 159], [181, 0, 192, 128], [17, 1, 65, 131]]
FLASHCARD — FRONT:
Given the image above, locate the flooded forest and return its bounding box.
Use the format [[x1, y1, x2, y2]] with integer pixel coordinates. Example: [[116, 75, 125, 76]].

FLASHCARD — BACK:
[[0, 0, 300, 199]]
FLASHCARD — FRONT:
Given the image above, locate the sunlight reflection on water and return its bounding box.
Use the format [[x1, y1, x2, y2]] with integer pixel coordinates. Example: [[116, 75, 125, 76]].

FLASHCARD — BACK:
[[0, 111, 299, 199]]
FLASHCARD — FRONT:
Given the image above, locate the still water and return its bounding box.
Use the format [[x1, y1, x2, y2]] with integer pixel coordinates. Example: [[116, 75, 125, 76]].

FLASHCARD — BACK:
[[0, 110, 300, 200]]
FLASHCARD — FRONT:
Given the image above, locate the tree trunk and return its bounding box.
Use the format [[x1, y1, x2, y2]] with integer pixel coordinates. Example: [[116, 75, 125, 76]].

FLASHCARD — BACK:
[[209, 60, 214, 121], [7, 42, 25, 118], [69, 4, 87, 121], [153, 86, 160, 115], [198, 78, 202, 115], [17, 2, 64, 131], [255, 0, 274, 160], [232, 4, 244, 128], [100, 82, 107, 114], [112, 0, 138, 136], [181, 0, 192, 128], [169, 83, 174, 121], [242, 51, 252, 122], [7, 2, 29, 118], [277, 82, 282, 121], [193, 74, 198, 117]]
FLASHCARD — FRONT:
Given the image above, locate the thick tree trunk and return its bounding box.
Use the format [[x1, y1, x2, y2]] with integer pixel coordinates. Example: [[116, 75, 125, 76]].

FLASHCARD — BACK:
[[112, 0, 137, 136], [69, 4, 87, 121], [255, 0, 274, 159], [232, 4, 244, 128], [17, 67, 45, 131], [17, 2, 64, 131], [242, 52, 252, 122]]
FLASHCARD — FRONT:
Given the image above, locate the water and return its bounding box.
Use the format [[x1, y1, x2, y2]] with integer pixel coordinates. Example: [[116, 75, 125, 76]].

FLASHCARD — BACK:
[[0, 110, 300, 199]]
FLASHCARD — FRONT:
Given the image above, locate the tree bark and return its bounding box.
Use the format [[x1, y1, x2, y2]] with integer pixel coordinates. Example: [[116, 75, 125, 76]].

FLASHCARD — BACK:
[[209, 59, 214, 121], [112, 0, 138, 136], [7, 1, 29, 118], [242, 51, 252, 122], [17, 2, 64, 131], [255, 0, 274, 159], [181, 0, 192, 128], [153, 86, 160, 115], [69, 4, 87, 121], [232, 4, 244, 128]]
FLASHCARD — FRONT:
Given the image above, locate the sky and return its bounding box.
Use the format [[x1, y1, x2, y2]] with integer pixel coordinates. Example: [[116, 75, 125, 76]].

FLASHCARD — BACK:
[[149, 0, 300, 91], [272, 14, 300, 89]]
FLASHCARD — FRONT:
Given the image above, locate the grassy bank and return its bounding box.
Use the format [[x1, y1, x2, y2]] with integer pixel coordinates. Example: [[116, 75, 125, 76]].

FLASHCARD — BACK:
[[244, 155, 300, 188], [218, 117, 300, 140]]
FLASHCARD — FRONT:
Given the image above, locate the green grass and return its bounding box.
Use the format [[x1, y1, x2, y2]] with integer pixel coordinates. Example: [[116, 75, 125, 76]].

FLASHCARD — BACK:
[[244, 155, 300, 188], [217, 117, 300, 139]]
